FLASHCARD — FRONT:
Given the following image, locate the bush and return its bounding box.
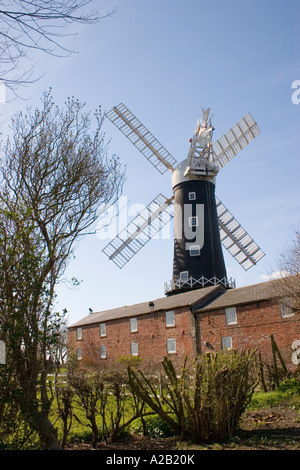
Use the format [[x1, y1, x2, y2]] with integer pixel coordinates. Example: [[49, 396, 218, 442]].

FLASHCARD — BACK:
[[128, 349, 259, 444], [130, 414, 175, 438], [69, 429, 94, 444], [277, 378, 300, 396]]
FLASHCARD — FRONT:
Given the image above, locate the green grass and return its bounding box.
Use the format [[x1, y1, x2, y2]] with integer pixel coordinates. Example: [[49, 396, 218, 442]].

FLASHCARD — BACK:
[[248, 378, 300, 411]]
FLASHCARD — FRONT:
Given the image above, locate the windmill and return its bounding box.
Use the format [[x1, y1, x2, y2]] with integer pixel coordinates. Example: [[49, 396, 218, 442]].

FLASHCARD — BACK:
[[102, 103, 265, 295]]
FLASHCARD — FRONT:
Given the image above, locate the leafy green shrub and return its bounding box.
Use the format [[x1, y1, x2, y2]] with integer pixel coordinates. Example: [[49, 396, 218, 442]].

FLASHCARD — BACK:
[[277, 378, 300, 396], [69, 429, 94, 443], [130, 414, 175, 438]]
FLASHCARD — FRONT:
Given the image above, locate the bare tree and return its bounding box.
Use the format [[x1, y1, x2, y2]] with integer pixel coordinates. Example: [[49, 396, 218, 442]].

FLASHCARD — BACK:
[[2, 89, 124, 281], [0, 89, 125, 449], [272, 230, 300, 312], [0, 1, 114, 92]]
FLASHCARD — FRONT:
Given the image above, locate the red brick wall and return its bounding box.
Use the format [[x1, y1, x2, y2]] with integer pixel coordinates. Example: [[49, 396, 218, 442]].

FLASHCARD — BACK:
[[199, 299, 300, 367], [67, 299, 300, 369], [68, 306, 195, 365]]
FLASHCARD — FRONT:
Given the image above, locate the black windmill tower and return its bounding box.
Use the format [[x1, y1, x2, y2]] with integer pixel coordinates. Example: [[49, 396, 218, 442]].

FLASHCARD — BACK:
[[103, 104, 265, 295]]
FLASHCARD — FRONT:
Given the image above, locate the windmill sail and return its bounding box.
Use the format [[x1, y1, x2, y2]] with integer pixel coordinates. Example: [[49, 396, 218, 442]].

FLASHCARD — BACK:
[[106, 103, 177, 174], [102, 194, 174, 268], [212, 113, 260, 169], [216, 197, 265, 270]]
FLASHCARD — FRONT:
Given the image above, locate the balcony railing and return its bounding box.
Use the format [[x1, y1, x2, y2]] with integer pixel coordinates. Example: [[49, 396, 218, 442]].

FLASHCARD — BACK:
[[164, 276, 236, 295]]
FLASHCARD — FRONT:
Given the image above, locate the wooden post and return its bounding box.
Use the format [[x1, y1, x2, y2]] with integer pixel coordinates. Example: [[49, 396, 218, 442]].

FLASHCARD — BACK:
[[271, 335, 280, 388], [271, 335, 289, 377], [258, 351, 267, 392]]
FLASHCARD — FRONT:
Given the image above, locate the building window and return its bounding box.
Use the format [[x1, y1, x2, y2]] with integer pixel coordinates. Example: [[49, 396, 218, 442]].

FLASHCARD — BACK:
[[189, 216, 198, 227], [76, 348, 82, 360], [280, 297, 294, 318], [221, 336, 232, 350], [179, 271, 189, 282], [76, 328, 82, 340], [280, 298, 294, 317], [100, 323, 106, 337], [189, 245, 200, 256], [100, 345, 107, 359], [225, 307, 237, 325], [189, 192, 196, 201], [165, 310, 175, 327], [167, 338, 176, 354], [130, 318, 138, 332], [131, 342, 138, 356]]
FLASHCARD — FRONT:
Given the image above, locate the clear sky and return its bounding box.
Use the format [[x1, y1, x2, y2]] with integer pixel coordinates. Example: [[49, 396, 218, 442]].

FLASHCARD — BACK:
[[1, 0, 300, 326]]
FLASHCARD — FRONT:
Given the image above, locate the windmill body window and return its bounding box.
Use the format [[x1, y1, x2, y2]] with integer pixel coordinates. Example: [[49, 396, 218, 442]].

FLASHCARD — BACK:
[[165, 310, 175, 327], [189, 216, 198, 227], [225, 307, 237, 325], [100, 345, 107, 359], [222, 336, 232, 350], [189, 245, 200, 256], [167, 338, 176, 354], [76, 328, 82, 340], [100, 323, 106, 337], [179, 271, 189, 282], [130, 318, 138, 332], [131, 342, 138, 356], [189, 192, 196, 201]]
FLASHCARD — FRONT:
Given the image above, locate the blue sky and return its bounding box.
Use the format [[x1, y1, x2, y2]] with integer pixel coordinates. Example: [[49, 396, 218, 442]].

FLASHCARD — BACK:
[[1, 0, 300, 325]]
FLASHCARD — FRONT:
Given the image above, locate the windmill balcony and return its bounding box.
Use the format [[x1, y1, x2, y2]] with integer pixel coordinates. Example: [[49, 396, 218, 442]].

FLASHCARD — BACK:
[[164, 276, 236, 295]]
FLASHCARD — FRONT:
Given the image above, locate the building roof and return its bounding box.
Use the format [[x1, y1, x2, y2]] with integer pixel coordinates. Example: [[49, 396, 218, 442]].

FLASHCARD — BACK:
[[194, 277, 284, 312], [69, 284, 224, 328], [69, 277, 289, 329]]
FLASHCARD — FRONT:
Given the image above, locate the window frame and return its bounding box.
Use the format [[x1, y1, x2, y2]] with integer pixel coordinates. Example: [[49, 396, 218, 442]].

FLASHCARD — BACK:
[[165, 310, 175, 328], [280, 298, 294, 318], [130, 342, 139, 356], [189, 245, 200, 256], [76, 348, 82, 360], [130, 317, 138, 333], [76, 327, 82, 340], [100, 323, 106, 337], [166, 338, 176, 354], [100, 345, 107, 359], [179, 271, 189, 282], [221, 336, 232, 350], [189, 216, 198, 227], [225, 307, 237, 325], [189, 192, 196, 201]]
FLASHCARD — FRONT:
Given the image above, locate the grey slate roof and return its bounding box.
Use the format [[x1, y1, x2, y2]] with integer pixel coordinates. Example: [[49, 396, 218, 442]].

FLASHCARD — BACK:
[[68, 277, 288, 329], [69, 284, 224, 328], [194, 277, 284, 312]]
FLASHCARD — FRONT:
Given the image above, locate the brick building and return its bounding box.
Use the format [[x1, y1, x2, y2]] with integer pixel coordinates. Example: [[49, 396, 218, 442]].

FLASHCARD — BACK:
[[67, 277, 300, 368]]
